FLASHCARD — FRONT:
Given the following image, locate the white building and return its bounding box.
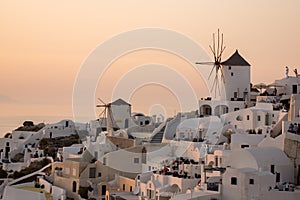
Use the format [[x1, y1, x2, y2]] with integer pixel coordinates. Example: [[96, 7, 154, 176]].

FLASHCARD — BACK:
[[222, 147, 294, 200], [199, 50, 251, 117], [220, 102, 284, 135], [110, 98, 133, 129]]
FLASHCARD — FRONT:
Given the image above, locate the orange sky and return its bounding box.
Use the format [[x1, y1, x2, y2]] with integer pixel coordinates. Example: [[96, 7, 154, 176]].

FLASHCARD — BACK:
[[0, 0, 300, 120]]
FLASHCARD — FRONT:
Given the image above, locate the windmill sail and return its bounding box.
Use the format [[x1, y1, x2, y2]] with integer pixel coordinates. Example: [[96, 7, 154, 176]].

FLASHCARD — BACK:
[[196, 29, 226, 97]]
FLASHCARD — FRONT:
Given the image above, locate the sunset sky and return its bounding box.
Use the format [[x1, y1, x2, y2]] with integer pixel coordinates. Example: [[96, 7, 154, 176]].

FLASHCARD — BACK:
[[0, 0, 300, 123]]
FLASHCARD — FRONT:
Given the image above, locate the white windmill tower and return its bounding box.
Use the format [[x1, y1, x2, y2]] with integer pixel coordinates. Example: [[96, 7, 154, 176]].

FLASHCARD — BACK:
[[196, 30, 251, 103]]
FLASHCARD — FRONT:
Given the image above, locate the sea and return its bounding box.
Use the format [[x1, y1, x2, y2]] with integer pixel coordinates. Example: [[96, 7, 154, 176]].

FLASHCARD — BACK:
[[0, 115, 72, 137]]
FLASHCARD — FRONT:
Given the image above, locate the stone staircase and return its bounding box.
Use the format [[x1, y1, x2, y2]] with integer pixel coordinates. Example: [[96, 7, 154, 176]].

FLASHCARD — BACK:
[[150, 125, 165, 143]]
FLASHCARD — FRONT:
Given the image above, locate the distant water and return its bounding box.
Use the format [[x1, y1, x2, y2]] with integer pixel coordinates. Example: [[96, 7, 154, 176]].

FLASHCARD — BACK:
[[0, 115, 73, 137]]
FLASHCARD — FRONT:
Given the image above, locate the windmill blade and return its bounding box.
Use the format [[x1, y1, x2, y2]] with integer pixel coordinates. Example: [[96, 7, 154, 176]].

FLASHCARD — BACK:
[[217, 29, 220, 60], [107, 106, 119, 130], [220, 33, 224, 59], [98, 108, 106, 127], [220, 65, 226, 83], [96, 105, 107, 107], [213, 33, 216, 61], [208, 65, 216, 79], [195, 61, 215, 65], [210, 74, 217, 93], [216, 75, 221, 95], [98, 98, 106, 105], [217, 46, 226, 61], [209, 45, 216, 59], [214, 75, 219, 97], [98, 108, 106, 118]]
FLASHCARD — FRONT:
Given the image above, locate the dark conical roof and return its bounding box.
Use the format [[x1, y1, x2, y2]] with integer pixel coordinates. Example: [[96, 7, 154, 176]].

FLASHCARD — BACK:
[[221, 50, 250, 66]]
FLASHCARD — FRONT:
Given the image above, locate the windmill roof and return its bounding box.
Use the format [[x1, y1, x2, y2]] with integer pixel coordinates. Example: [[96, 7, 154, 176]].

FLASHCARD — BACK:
[[221, 50, 250, 66], [111, 98, 131, 106]]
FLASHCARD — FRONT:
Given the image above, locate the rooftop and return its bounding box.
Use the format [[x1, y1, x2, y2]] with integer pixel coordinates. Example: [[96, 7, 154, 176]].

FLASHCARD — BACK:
[[221, 50, 251, 66]]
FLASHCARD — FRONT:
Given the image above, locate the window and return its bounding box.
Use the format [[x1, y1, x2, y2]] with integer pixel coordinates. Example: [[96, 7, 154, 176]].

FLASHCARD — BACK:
[[234, 107, 239, 111], [98, 172, 102, 177], [229, 66, 231, 70], [148, 166, 151, 171], [103, 157, 106, 165], [225, 107, 229, 113], [89, 167, 96, 178], [123, 184, 125, 191], [231, 72, 234, 76], [271, 165, 275, 174], [247, 115, 250, 120], [65, 167, 70, 175], [231, 177, 237, 185], [234, 92, 238, 98], [249, 178, 254, 185], [134, 158, 139, 164], [241, 144, 250, 149], [257, 115, 261, 121], [130, 186, 133, 192], [72, 168, 77, 176]]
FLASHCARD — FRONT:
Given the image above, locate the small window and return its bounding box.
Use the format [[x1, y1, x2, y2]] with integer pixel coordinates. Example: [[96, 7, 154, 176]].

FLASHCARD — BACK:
[[229, 66, 231, 70], [103, 157, 106, 165], [130, 186, 133, 192], [272, 114, 274, 117], [89, 167, 96, 178], [257, 115, 261, 121], [231, 177, 237, 185], [241, 144, 250, 149], [231, 72, 234, 76], [234, 107, 239, 111], [247, 115, 250, 120], [123, 184, 125, 191], [249, 178, 254, 185], [98, 172, 102, 177], [134, 158, 139, 164], [271, 165, 275, 174], [72, 168, 77, 176], [148, 166, 151, 171], [234, 92, 238, 98]]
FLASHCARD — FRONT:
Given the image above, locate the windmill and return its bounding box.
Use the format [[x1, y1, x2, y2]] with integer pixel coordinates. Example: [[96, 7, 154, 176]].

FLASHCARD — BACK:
[[196, 29, 226, 97], [96, 98, 118, 133]]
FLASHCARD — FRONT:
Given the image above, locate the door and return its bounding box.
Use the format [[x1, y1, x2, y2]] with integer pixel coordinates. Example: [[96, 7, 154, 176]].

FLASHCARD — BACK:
[[101, 185, 106, 195], [292, 85, 297, 94], [72, 181, 77, 192], [125, 119, 129, 128], [276, 172, 280, 183]]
